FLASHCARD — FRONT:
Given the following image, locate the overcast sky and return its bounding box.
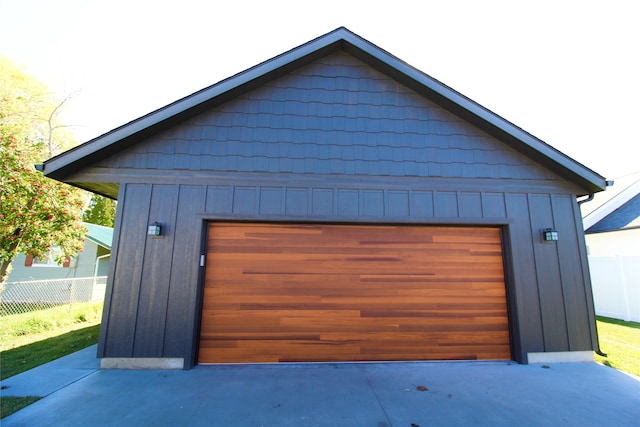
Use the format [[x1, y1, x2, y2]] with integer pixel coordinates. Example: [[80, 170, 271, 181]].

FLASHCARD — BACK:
[[2, 0, 638, 180]]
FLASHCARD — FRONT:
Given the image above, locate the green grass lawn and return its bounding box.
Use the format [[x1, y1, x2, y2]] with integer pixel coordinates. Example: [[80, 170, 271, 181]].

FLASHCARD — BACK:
[[1, 324, 101, 380], [0, 397, 41, 419], [0, 302, 102, 419], [0, 302, 103, 353], [594, 316, 640, 377]]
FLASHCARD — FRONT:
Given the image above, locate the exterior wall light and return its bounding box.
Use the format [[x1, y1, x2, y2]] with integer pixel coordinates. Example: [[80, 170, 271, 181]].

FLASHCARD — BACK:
[[543, 228, 559, 242], [148, 222, 162, 237]]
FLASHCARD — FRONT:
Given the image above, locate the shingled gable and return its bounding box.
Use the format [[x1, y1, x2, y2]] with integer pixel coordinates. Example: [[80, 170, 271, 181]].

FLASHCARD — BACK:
[[42, 27, 606, 196]]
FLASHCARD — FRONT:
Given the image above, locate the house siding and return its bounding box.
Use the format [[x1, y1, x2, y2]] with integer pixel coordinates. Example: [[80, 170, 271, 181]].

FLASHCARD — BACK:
[[7, 240, 102, 282], [84, 51, 596, 365]]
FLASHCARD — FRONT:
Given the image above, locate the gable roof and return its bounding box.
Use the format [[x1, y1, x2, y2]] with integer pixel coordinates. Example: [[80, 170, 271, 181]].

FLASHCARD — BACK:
[[582, 172, 640, 233], [84, 222, 114, 249], [41, 27, 606, 195]]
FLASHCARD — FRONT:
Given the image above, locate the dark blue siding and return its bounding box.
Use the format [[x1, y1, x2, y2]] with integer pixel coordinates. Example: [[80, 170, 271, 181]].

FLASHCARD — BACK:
[[133, 185, 178, 357], [99, 184, 151, 357], [530, 194, 569, 351], [164, 185, 205, 360], [260, 187, 283, 214], [312, 189, 333, 215], [98, 52, 560, 184], [554, 195, 593, 350]]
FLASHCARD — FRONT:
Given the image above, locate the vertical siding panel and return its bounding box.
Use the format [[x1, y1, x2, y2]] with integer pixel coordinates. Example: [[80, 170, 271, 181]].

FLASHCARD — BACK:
[[529, 194, 569, 351], [572, 196, 599, 352], [387, 190, 409, 216], [97, 184, 126, 358], [484, 193, 507, 218], [233, 187, 257, 214], [133, 185, 179, 357], [103, 184, 151, 357], [164, 185, 205, 360], [505, 194, 544, 356], [337, 189, 359, 216], [553, 195, 592, 350], [312, 188, 333, 215], [285, 188, 308, 215], [412, 190, 434, 217], [459, 191, 482, 218], [363, 190, 384, 216], [205, 186, 232, 214], [434, 191, 458, 217], [259, 187, 283, 214]]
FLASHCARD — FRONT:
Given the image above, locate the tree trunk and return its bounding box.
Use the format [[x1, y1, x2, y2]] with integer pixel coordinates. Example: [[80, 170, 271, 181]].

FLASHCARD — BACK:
[[0, 259, 12, 283], [1, 227, 24, 283]]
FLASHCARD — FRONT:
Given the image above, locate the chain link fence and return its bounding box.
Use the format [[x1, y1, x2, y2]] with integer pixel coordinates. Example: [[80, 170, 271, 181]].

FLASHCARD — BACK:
[[0, 276, 107, 316]]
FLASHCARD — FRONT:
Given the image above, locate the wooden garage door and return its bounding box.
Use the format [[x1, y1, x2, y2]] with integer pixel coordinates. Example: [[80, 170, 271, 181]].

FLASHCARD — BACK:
[[199, 223, 510, 363]]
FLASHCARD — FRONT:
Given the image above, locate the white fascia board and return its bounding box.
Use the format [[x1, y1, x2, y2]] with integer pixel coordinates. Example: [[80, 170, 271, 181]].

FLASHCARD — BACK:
[[584, 179, 640, 229]]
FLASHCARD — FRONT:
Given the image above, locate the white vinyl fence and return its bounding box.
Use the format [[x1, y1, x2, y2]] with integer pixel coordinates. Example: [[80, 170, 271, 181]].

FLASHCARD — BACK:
[[589, 256, 640, 322], [0, 276, 107, 316]]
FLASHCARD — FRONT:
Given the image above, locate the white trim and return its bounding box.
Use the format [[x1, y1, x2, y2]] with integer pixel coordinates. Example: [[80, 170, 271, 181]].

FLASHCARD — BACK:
[[527, 351, 594, 364], [583, 179, 640, 229], [100, 357, 184, 370]]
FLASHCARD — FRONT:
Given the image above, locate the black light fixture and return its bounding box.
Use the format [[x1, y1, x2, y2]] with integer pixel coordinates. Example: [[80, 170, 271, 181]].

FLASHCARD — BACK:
[[148, 222, 162, 237], [543, 228, 559, 242]]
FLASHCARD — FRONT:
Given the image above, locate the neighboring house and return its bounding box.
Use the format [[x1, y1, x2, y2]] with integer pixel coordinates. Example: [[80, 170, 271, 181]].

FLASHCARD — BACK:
[[40, 28, 607, 369], [7, 223, 114, 282], [582, 172, 640, 322]]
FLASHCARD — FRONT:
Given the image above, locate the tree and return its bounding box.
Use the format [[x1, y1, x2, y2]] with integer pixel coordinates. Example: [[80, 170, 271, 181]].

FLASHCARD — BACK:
[[0, 56, 76, 157], [0, 57, 87, 282], [83, 194, 117, 227]]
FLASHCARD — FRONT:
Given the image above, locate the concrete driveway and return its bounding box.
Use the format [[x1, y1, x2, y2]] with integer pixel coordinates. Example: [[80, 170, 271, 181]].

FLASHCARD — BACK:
[[2, 346, 639, 426]]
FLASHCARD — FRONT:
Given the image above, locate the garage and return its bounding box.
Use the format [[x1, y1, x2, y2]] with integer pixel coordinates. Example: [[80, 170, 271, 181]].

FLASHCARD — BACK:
[[199, 223, 511, 363], [42, 28, 606, 368]]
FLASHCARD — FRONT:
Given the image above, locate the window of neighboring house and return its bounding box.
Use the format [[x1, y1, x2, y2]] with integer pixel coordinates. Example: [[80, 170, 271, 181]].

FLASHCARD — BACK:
[[25, 247, 71, 268]]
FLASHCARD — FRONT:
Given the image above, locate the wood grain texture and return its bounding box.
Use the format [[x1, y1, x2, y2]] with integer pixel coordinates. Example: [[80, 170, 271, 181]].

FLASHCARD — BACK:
[[199, 223, 510, 363]]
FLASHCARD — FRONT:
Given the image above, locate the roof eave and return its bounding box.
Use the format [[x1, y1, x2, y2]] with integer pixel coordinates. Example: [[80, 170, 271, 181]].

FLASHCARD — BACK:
[[85, 235, 112, 250], [583, 179, 640, 228]]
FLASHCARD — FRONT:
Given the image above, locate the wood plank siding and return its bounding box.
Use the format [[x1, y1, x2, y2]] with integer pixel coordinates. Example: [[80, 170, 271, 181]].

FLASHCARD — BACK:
[[199, 223, 510, 363]]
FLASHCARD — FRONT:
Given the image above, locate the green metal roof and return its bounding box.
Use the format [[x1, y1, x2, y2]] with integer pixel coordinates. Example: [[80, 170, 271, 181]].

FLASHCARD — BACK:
[[84, 222, 114, 249]]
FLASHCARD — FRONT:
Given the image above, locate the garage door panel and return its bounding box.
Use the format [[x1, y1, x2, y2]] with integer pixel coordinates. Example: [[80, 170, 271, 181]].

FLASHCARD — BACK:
[[210, 268, 506, 280], [203, 330, 510, 344], [208, 301, 507, 313], [360, 309, 508, 318], [199, 223, 510, 363]]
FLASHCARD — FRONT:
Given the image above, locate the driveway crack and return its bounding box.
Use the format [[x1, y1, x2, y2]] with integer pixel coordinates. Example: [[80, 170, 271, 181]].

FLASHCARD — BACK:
[[360, 365, 394, 427]]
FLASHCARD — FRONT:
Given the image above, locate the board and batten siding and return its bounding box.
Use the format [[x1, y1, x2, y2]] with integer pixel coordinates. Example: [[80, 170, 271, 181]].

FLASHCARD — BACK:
[[96, 179, 595, 366], [7, 240, 105, 282], [87, 51, 596, 366]]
